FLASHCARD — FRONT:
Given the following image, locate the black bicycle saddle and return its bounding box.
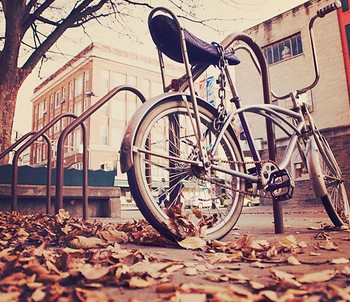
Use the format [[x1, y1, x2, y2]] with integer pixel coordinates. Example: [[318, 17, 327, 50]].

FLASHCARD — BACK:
[[149, 14, 240, 66]]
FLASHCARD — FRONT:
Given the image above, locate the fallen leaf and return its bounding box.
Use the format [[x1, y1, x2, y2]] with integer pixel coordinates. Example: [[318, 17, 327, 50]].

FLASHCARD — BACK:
[[279, 235, 298, 249], [297, 269, 337, 283], [178, 237, 207, 250], [79, 265, 110, 280], [331, 258, 349, 264], [156, 283, 176, 293], [68, 236, 104, 249], [98, 229, 128, 243], [310, 252, 321, 256], [75, 288, 110, 301], [250, 280, 265, 290], [184, 267, 198, 276], [287, 255, 301, 265], [129, 276, 153, 288]]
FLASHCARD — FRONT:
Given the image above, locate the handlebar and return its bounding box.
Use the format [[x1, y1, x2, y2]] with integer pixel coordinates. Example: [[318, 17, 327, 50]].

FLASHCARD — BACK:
[[317, 0, 341, 18], [273, 1, 341, 100]]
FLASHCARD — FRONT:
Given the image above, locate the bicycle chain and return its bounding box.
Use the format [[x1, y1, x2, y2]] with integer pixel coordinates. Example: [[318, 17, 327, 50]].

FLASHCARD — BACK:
[[198, 158, 277, 198]]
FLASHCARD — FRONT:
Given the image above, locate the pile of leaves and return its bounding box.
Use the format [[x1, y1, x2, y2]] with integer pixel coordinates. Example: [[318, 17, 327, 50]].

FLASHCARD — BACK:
[[0, 210, 350, 301]]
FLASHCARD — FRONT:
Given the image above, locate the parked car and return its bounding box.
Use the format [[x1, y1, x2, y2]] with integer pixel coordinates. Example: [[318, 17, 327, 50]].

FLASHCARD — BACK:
[[181, 181, 220, 209], [243, 195, 260, 207]]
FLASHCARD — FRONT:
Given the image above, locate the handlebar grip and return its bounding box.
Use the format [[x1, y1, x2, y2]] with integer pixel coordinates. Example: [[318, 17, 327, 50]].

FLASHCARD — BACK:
[[317, 0, 341, 18]]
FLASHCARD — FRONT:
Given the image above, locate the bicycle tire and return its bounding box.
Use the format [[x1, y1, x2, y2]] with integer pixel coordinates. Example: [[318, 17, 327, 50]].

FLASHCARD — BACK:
[[307, 131, 349, 226], [127, 95, 245, 241]]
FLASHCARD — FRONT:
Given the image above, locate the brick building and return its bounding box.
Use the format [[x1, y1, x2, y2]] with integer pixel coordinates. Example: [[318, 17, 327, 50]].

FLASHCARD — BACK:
[[30, 43, 182, 203], [235, 0, 350, 203]]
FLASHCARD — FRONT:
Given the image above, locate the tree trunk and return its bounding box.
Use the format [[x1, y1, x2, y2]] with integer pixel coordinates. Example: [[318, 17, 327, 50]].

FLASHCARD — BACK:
[[0, 85, 19, 165]]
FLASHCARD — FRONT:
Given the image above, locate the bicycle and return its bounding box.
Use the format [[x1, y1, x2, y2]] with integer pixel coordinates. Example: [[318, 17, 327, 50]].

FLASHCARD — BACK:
[[120, 1, 349, 241]]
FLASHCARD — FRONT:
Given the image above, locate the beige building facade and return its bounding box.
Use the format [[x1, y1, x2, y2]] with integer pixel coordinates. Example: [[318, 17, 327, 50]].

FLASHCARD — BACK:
[[235, 0, 350, 202], [30, 43, 182, 188]]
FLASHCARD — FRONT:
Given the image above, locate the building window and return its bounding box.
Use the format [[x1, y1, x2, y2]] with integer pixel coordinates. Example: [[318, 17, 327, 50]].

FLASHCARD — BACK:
[[69, 81, 74, 100], [50, 94, 54, 110], [84, 98, 89, 111], [263, 33, 303, 65], [49, 98, 53, 111], [345, 24, 350, 57], [84, 71, 89, 90], [142, 79, 151, 99], [54, 120, 60, 133], [100, 125, 108, 145], [62, 86, 67, 103], [342, 0, 349, 11], [55, 91, 61, 107], [74, 102, 82, 116], [37, 147, 42, 163], [101, 69, 110, 91], [111, 71, 126, 89], [75, 75, 83, 96], [38, 101, 44, 118], [74, 130, 81, 148], [100, 103, 109, 117]]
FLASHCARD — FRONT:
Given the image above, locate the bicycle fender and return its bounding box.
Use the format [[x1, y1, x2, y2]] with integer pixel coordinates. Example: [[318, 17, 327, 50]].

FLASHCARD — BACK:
[[120, 92, 187, 174], [306, 136, 326, 197], [120, 92, 242, 174]]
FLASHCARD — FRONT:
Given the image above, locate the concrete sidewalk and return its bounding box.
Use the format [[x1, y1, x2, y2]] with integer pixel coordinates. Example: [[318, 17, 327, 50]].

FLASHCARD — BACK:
[[98, 204, 350, 301]]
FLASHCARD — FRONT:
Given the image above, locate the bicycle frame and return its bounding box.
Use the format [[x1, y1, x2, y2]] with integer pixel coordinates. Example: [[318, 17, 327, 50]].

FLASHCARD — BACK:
[[210, 103, 306, 184], [148, 3, 339, 189], [120, 2, 348, 241]]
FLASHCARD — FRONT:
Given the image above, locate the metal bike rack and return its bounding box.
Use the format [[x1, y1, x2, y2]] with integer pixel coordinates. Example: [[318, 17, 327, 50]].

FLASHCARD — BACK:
[[162, 33, 282, 234], [55, 85, 146, 219], [10, 113, 78, 214]]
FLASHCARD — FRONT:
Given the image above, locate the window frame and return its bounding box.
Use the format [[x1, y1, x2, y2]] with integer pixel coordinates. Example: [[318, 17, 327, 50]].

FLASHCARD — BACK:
[[262, 32, 303, 65]]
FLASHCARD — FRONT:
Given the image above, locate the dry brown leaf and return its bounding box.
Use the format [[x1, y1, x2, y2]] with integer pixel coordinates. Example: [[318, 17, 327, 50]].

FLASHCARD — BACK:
[[191, 207, 202, 219], [327, 284, 350, 301], [259, 290, 279, 302], [79, 265, 110, 280], [250, 280, 265, 290], [184, 267, 198, 276], [178, 237, 207, 250], [310, 252, 321, 256], [166, 264, 184, 273], [68, 236, 104, 249], [250, 261, 266, 269], [331, 258, 349, 264], [128, 261, 176, 274], [287, 255, 301, 266], [129, 276, 153, 288], [0, 292, 21, 302], [205, 272, 225, 282], [98, 229, 128, 243], [341, 266, 350, 275], [75, 288, 110, 302], [318, 239, 338, 251], [266, 245, 278, 258], [156, 283, 176, 293], [296, 269, 337, 283], [278, 234, 298, 249], [27, 282, 44, 289], [179, 293, 206, 302], [225, 273, 249, 283], [31, 288, 46, 302], [271, 268, 301, 288]]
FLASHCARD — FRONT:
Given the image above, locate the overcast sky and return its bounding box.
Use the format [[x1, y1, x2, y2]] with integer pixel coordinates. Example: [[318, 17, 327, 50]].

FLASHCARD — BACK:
[[15, 0, 306, 133]]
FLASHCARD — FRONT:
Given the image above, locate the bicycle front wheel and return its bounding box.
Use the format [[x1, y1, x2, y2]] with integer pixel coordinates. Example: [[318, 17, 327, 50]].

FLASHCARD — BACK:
[[307, 131, 349, 226], [127, 95, 245, 241]]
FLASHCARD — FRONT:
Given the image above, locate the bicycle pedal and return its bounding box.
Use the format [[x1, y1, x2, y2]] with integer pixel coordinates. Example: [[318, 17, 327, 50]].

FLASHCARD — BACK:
[[264, 169, 295, 202]]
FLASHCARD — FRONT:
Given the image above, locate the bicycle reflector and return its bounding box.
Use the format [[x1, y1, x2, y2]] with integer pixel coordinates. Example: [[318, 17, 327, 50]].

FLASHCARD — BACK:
[[171, 79, 180, 91]]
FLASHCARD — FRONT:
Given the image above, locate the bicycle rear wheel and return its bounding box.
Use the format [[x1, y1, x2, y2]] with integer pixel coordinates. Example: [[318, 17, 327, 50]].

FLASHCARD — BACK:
[[307, 131, 349, 226], [127, 95, 245, 241]]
